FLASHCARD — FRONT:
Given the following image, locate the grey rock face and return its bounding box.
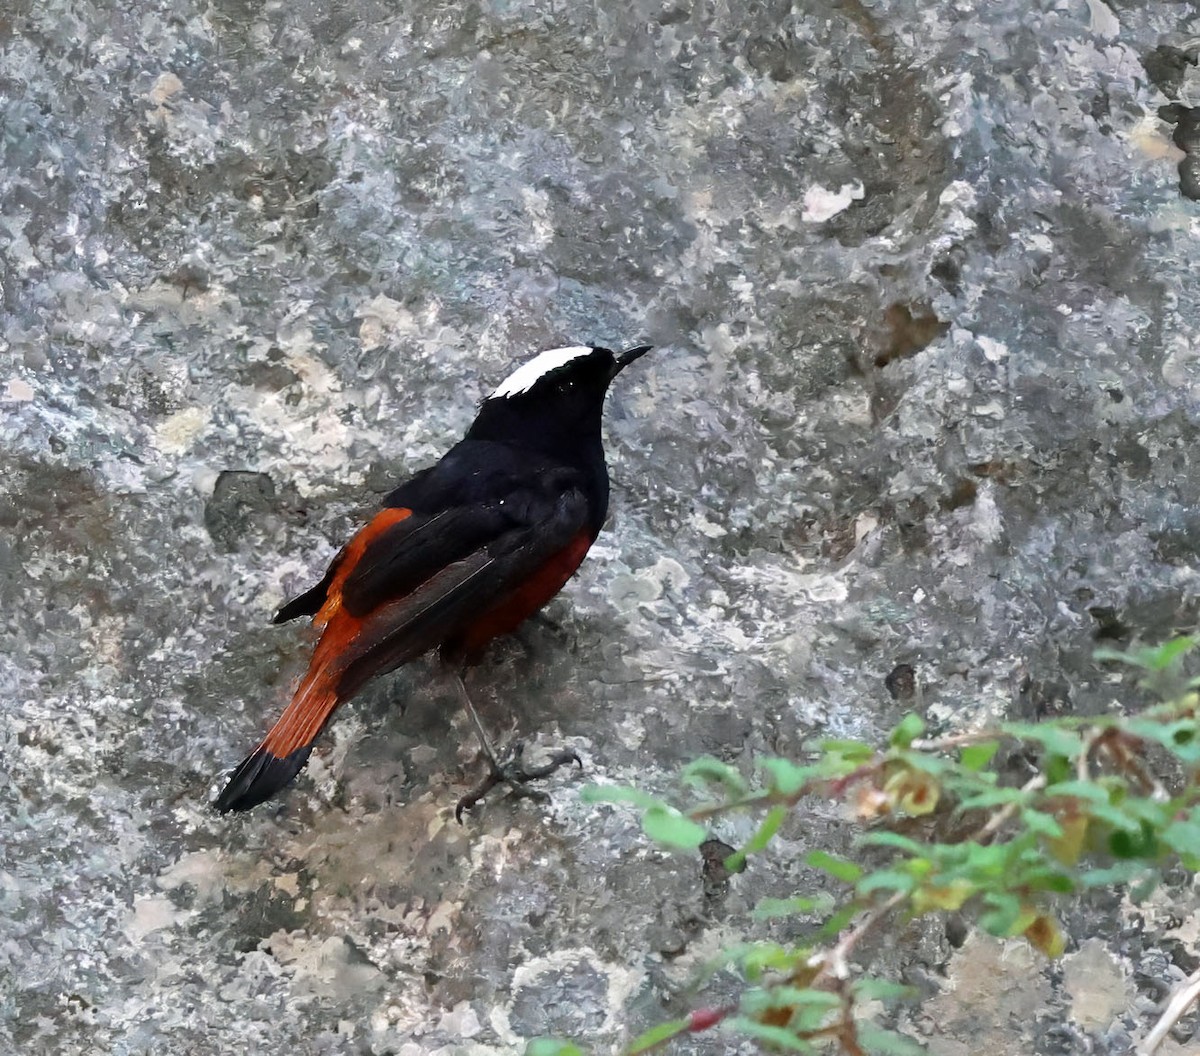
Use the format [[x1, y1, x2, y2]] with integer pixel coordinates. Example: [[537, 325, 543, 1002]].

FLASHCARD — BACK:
[[3, 1, 1199, 1053]]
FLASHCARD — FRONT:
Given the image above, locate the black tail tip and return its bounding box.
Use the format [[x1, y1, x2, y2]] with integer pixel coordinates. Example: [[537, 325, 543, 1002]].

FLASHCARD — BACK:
[[214, 745, 313, 813]]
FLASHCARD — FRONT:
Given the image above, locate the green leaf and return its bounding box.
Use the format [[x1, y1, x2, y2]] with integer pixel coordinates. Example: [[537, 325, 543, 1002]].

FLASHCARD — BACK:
[[752, 893, 835, 919], [1130, 872, 1161, 903], [681, 757, 748, 796], [858, 1024, 929, 1055], [1096, 637, 1196, 671], [805, 850, 864, 883], [978, 892, 1022, 935], [626, 1018, 689, 1054], [760, 758, 817, 795], [813, 738, 876, 763], [1021, 869, 1075, 894], [853, 978, 919, 1003], [1001, 722, 1085, 758], [1044, 781, 1143, 830], [819, 903, 859, 938], [892, 749, 953, 776], [526, 1040, 585, 1056], [1044, 752, 1073, 785], [726, 805, 789, 872], [1043, 779, 1110, 803], [856, 869, 917, 895], [859, 831, 927, 855], [890, 713, 926, 749], [642, 806, 708, 849], [580, 785, 663, 810], [738, 941, 805, 978], [1128, 719, 1200, 763], [1121, 797, 1175, 828], [960, 741, 1000, 772], [1108, 821, 1159, 859], [1021, 809, 1065, 840], [1143, 636, 1197, 670], [741, 986, 840, 1014], [956, 786, 1028, 811], [1078, 861, 1152, 887], [1162, 815, 1200, 858], [746, 805, 788, 853], [953, 840, 1009, 877]]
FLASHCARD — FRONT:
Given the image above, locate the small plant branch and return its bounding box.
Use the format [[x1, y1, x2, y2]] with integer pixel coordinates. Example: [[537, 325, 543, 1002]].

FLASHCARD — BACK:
[[1077, 730, 1096, 782], [974, 774, 1047, 842], [1137, 965, 1200, 1056], [578, 639, 1200, 1056], [809, 890, 908, 988], [687, 789, 778, 822], [910, 729, 1002, 752], [622, 1004, 736, 1055]]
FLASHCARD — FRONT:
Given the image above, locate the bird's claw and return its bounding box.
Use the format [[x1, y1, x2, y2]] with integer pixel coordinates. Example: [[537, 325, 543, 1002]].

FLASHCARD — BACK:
[[455, 741, 583, 823]]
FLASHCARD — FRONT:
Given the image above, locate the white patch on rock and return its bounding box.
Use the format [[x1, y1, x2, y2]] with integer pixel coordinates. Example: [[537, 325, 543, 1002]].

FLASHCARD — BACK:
[[146, 71, 183, 110], [647, 556, 690, 592], [436, 1001, 482, 1038], [489, 346, 593, 399], [4, 378, 35, 401], [126, 895, 192, 941], [801, 181, 864, 222], [155, 406, 209, 454], [270, 933, 385, 998], [190, 466, 219, 497], [1062, 939, 1132, 1032], [692, 510, 727, 538], [493, 947, 644, 1041], [1086, 0, 1120, 39], [1161, 335, 1198, 390], [357, 293, 408, 352], [519, 187, 555, 252], [978, 336, 1009, 363], [1129, 116, 1186, 162]]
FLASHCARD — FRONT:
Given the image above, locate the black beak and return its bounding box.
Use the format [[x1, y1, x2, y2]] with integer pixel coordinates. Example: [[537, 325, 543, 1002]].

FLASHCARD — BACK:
[[612, 344, 652, 378]]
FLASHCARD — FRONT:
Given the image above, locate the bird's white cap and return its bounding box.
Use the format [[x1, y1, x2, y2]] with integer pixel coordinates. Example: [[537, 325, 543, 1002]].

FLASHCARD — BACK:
[[488, 346, 593, 400]]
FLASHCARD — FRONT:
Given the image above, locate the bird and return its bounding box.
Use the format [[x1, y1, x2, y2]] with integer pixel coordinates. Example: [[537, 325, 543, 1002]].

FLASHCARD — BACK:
[[214, 342, 653, 818]]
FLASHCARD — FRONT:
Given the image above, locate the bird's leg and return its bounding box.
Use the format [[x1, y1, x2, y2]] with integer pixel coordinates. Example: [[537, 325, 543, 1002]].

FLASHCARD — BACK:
[[451, 670, 582, 822]]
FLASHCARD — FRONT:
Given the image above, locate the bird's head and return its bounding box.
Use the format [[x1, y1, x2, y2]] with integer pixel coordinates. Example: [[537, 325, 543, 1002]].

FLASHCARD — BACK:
[[466, 344, 651, 455]]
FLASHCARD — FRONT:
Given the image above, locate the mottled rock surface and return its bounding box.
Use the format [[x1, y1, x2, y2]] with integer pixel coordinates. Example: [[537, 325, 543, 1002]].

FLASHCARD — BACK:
[[3, 1, 1200, 1053]]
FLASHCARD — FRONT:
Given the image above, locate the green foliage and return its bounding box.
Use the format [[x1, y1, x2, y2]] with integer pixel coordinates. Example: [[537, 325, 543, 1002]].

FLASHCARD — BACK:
[[625, 1019, 690, 1054], [526, 1040, 585, 1056], [1094, 636, 1195, 670], [570, 638, 1200, 1055], [805, 850, 864, 884], [642, 805, 708, 849], [681, 756, 749, 796], [889, 713, 927, 749], [960, 740, 1000, 772]]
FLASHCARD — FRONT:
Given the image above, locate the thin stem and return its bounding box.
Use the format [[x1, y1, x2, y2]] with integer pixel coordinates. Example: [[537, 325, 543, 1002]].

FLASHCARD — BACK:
[[1077, 730, 1095, 782], [910, 729, 1002, 752], [1137, 965, 1200, 1056], [688, 789, 779, 822], [809, 890, 908, 988], [973, 774, 1047, 842]]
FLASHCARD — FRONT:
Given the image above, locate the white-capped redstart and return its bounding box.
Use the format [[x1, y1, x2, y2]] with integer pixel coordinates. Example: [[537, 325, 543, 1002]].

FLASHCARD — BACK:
[[215, 343, 652, 817]]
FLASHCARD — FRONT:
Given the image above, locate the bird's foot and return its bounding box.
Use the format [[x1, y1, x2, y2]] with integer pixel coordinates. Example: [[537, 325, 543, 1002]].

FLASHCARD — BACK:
[[455, 741, 582, 823]]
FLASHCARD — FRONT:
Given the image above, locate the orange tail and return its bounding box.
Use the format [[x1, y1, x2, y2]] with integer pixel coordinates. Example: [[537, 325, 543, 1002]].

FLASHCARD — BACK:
[[213, 667, 342, 812], [215, 506, 414, 812]]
